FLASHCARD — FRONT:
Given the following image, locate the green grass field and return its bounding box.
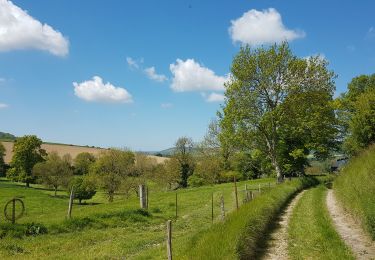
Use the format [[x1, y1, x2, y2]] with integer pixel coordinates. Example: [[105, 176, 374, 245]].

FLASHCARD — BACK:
[[0, 177, 275, 259], [288, 185, 354, 260], [334, 145, 375, 239]]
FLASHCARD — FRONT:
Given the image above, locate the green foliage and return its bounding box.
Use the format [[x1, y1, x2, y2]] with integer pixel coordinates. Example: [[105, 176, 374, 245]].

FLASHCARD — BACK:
[[8, 135, 46, 186], [0, 223, 48, 239], [187, 173, 207, 187], [0, 132, 16, 141], [337, 73, 375, 154], [33, 152, 73, 196], [173, 136, 195, 187], [90, 149, 135, 202], [152, 158, 180, 190], [334, 145, 375, 239], [220, 42, 337, 181], [288, 186, 354, 259], [183, 177, 317, 259], [73, 152, 96, 175], [69, 176, 96, 204]]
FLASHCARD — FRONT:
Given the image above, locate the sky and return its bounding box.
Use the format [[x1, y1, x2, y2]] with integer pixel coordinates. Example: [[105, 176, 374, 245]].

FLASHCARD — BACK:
[[0, 0, 374, 151]]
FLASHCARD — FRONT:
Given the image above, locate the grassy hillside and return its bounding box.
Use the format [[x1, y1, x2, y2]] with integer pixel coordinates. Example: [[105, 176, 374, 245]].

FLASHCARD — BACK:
[[334, 144, 375, 239], [0, 177, 275, 259]]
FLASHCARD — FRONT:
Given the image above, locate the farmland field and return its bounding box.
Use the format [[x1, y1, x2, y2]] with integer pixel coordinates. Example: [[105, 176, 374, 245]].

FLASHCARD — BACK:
[[0, 177, 275, 259], [1, 141, 168, 165]]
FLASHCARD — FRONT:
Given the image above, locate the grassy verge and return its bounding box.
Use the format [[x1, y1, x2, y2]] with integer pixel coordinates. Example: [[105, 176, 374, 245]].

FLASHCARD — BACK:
[[334, 145, 375, 239], [288, 185, 354, 259], [176, 177, 318, 259]]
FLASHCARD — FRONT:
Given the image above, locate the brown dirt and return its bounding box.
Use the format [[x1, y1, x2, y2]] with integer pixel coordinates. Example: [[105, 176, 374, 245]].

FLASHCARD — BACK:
[[326, 189, 375, 260], [1, 141, 168, 164], [261, 190, 306, 260]]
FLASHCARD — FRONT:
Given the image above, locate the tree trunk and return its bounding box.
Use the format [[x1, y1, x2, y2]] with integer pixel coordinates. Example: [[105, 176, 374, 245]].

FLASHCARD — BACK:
[[54, 186, 57, 197], [79, 199, 82, 205], [26, 181, 30, 188], [108, 192, 114, 202], [272, 158, 283, 183]]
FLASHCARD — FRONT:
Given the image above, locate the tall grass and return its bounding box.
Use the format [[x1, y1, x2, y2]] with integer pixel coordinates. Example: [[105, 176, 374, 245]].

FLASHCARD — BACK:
[[334, 144, 375, 239], [288, 185, 354, 259], [180, 177, 318, 259]]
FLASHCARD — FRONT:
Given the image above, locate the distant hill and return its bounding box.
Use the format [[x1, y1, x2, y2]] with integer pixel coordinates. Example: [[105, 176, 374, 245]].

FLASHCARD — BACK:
[[0, 132, 17, 141]]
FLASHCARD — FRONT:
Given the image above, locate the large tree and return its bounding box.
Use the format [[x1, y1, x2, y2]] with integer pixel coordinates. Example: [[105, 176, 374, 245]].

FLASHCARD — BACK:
[[91, 149, 135, 202], [220, 43, 337, 182], [336, 73, 375, 154], [8, 135, 46, 187], [33, 152, 73, 196]]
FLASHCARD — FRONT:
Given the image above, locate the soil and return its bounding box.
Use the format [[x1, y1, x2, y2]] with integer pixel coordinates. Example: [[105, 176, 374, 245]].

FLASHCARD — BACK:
[[326, 189, 375, 260]]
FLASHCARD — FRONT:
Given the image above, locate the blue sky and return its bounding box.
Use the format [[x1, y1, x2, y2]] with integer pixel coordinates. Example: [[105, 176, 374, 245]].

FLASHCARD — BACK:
[[0, 0, 374, 151]]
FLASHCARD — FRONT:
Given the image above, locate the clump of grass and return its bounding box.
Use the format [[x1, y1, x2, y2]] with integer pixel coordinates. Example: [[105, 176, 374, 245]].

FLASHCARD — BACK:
[[334, 144, 375, 239], [181, 177, 318, 259], [288, 185, 354, 259], [0, 223, 48, 239]]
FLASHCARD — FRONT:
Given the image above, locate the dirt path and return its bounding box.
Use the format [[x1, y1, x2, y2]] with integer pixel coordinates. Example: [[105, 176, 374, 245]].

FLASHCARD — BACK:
[[326, 189, 375, 259], [261, 190, 306, 260]]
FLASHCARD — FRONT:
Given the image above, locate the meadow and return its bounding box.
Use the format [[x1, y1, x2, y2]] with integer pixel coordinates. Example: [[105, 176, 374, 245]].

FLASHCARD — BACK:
[[0, 177, 274, 259]]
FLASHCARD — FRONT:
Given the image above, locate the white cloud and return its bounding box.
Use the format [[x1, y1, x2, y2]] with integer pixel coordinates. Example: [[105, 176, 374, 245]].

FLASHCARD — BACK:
[[0, 103, 8, 109], [0, 0, 69, 56], [144, 67, 168, 82], [366, 26, 375, 39], [205, 93, 225, 103], [126, 57, 139, 69], [169, 59, 228, 92], [229, 8, 305, 45], [73, 76, 133, 103], [161, 103, 173, 109]]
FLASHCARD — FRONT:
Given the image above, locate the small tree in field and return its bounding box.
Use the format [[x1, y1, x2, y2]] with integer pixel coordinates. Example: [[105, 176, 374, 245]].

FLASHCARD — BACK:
[[69, 177, 96, 204], [8, 135, 46, 187], [74, 152, 96, 175], [173, 137, 195, 188], [91, 149, 135, 202], [33, 152, 73, 196]]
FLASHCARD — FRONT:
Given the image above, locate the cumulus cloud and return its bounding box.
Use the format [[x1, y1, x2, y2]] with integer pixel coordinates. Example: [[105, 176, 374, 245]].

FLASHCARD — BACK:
[[229, 8, 305, 45], [0, 103, 8, 109], [205, 93, 225, 103], [73, 76, 133, 103], [0, 0, 69, 56], [169, 59, 228, 92], [161, 103, 173, 109], [144, 67, 168, 82]]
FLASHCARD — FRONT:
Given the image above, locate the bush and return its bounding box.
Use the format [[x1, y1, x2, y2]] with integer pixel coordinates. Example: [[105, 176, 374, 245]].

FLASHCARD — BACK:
[[188, 174, 207, 187], [219, 170, 242, 183], [69, 177, 96, 204], [334, 144, 375, 239], [0, 222, 48, 239]]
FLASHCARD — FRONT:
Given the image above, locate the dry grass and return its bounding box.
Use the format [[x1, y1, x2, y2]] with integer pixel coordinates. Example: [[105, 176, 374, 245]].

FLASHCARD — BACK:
[[1, 141, 168, 164]]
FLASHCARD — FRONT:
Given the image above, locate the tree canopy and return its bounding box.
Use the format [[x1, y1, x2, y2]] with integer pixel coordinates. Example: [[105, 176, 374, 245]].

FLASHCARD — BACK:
[[8, 135, 46, 186], [220, 42, 337, 182]]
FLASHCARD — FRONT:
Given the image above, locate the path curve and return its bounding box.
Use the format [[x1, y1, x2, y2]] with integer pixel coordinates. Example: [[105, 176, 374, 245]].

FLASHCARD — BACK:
[[326, 189, 375, 260], [261, 190, 306, 260]]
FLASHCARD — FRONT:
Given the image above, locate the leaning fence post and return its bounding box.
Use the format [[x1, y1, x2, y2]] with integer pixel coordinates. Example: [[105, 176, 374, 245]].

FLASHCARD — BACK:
[[220, 195, 225, 221], [166, 220, 172, 260], [67, 187, 74, 219]]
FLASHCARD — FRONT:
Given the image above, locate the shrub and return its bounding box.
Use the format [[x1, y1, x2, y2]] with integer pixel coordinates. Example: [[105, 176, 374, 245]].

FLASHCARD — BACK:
[[69, 176, 96, 204]]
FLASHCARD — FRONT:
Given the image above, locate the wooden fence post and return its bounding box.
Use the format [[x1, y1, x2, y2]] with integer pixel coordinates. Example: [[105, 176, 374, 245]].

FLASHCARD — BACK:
[[166, 220, 172, 260], [12, 199, 15, 224], [175, 192, 178, 219], [258, 184, 261, 194], [220, 195, 225, 221], [234, 176, 239, 210], [139, 185, 147, 209], [67, 187, 74, 219]]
